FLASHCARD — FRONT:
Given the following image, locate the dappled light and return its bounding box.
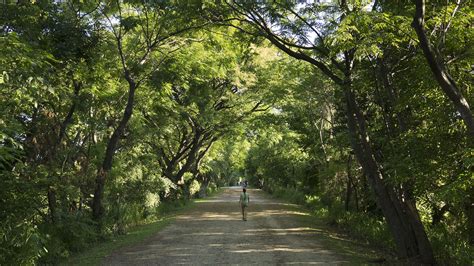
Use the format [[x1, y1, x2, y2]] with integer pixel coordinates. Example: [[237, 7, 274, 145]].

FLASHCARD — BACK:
[[1, 1, 472, 265], [230, 247, 322, 254], [103, 188, 354, 264]]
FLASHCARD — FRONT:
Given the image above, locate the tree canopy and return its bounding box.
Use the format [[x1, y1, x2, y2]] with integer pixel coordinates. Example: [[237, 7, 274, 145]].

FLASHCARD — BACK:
[[0, 1, 472, 264]]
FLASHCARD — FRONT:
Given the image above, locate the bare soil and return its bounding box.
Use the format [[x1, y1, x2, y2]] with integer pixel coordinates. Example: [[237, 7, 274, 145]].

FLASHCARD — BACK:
[[102, 187, 375, 265]]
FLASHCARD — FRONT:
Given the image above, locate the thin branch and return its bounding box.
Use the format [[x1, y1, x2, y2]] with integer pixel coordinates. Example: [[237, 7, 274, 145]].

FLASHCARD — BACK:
[[443, 0, 461, 35]]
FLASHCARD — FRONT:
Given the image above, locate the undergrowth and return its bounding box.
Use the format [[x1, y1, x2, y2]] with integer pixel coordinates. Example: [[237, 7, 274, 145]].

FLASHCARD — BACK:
[[263, 185, 473, 265]]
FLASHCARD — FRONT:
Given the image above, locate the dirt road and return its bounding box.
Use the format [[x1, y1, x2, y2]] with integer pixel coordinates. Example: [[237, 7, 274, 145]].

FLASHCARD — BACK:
[[103, 187, 373, 265]]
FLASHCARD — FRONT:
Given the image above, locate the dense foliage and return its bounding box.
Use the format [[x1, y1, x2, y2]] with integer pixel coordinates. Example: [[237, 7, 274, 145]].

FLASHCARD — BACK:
[[0, 1, 472, 264]]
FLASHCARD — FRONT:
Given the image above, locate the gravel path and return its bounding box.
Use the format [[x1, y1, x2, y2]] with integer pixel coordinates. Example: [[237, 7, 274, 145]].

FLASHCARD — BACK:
[[102, 187, 357, 265]]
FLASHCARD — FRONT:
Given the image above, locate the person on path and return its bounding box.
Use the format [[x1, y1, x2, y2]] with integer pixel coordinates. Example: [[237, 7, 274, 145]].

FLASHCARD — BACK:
[[239, 188, 249, 221]]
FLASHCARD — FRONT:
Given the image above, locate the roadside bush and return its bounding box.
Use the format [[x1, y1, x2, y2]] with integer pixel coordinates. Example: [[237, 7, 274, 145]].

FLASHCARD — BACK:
[[189, 180, 201, 197], [206, 182, 218, 195], [38, 214, 98, 264], [270, 186, 307, 206], [429, 224, 473, 265], [265, 183, 395, 255], [155, 198, 188, 216], [0, 175, 46, 265], [332, 211, 393, 250]]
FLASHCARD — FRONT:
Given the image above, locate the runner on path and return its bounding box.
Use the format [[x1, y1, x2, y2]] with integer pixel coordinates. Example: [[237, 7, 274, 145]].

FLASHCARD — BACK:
[[239, 188, 249, 221]]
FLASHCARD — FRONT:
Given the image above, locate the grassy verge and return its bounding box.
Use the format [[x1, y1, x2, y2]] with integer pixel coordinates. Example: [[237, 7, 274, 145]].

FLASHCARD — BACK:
[[259, 189, 390, 264], [63, 217, 173, 266], [295, 210, 388, 264], [64, 189, 221, 266]]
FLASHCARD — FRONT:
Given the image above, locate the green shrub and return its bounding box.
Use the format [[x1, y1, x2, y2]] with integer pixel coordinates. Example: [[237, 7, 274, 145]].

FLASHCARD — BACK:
[[0, 220, 45, 265], [429, 224, 473, 265], [189, 180, 201, 197], [332, 212, 393, 249], [266, 184, 395, 254], [38, 213, 98, 264], [206, 183, 218, 195], [273, 186, 307, 205], [0, 176, 46, 265], [155, 198, 188, 216]]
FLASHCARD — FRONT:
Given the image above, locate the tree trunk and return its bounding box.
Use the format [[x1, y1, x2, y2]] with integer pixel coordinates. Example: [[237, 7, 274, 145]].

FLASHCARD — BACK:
[[46, 80, 82, 223], [466, 200, 474, 245], [47, 188, 57, 223], [345, 155, 353, 211], [251, 8, 437, 260], [174, 130, 202, 185], [343, 83, 436, 264], [92, 76, 137, 221], [413, 0, 474, 245], [353, 176, 359, 211], [197, 173, 210, 198], [412, 0, 474, 140], [432, 204, 449, 226]]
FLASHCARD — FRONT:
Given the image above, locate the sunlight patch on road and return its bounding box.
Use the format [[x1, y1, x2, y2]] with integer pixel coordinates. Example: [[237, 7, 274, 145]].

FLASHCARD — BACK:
[[252, 209, 310, 217], [285, 261, 350, 264], [195, 199, 236, 203], [230, 247, 330, 254], [187, 232, 225, 236], [201, 213, 233, 218], [177, 212, 239, 221], [245, 227, 322, 233]]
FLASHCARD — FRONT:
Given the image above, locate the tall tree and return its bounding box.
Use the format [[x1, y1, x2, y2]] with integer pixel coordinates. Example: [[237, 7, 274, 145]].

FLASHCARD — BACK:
[[412, 0, 474, 244], [142, 32, 268, 197], [412, 0, 473, 141], [217, 1, 435, 263], [90, 1, 204, 220]]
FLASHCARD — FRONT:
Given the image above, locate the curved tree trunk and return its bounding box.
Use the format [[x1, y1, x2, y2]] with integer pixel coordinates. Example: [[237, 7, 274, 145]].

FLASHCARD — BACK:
[[343, 83, 436, 264], [227, 3, 437, 261], [412, 0, 474, 139], [412, 0, 474, 245], [47, 80, 82, 223], [92, 75, 136, 221]]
